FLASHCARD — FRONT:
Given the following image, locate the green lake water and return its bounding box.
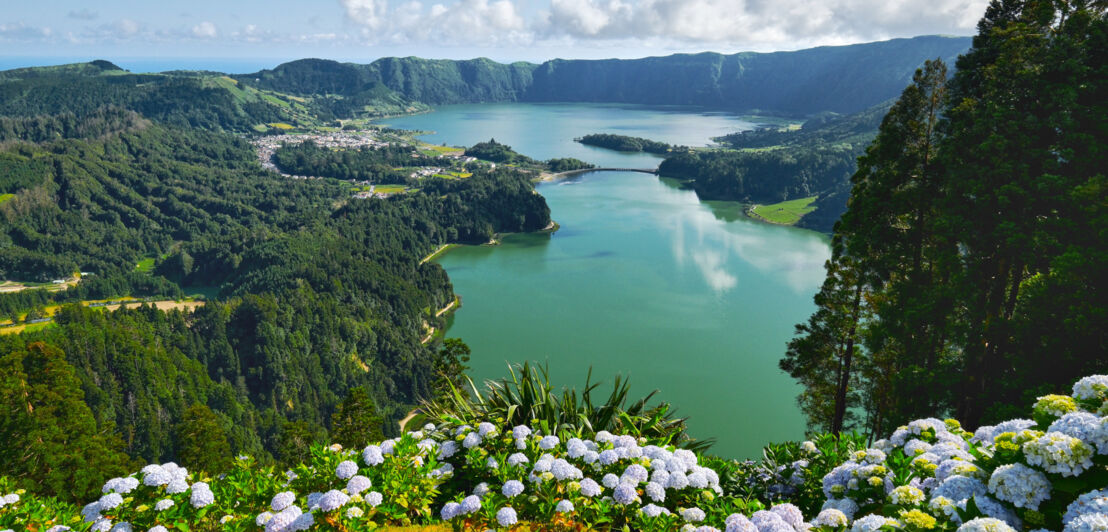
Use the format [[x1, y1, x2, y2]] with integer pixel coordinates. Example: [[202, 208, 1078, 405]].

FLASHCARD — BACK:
[[383, 104, 830, 458]]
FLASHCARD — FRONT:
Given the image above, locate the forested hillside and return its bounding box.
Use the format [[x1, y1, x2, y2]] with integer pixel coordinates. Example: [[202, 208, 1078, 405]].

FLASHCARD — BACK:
[[0, 66, 551, 499], [237, 36, 969, 115], [656, 101, 892, 230], [782, 2, 1108, 439]]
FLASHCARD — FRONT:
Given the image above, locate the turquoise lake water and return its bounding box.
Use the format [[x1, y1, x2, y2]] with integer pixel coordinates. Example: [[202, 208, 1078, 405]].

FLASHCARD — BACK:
[[383, 103, 830, 458]]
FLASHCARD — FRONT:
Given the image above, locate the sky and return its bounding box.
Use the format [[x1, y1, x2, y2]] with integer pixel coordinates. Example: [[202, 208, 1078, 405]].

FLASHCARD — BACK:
[[1, 0, 989, 70]]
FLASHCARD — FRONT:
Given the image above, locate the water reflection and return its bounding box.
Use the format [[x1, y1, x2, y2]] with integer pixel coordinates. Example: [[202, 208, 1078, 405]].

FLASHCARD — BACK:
[[664, 186, 830, 295]]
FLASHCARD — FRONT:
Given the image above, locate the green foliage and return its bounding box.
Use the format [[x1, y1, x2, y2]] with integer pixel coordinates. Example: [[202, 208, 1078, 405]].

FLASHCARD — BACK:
[[176, 403, 234, 475], [417, 362, 712, 452], [272, 140, 425, 183], [330, 387, 385, 451], [576, 133, 675, 154], [786, 1, 1108, 437], [545, 157, 595, 172], [0, 342, 132, 502], [464, 139, 536, 165]]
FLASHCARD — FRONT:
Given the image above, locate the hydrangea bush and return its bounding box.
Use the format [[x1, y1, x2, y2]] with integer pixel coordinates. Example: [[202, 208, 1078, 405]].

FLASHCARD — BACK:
[[2, 374, 1106, 531]]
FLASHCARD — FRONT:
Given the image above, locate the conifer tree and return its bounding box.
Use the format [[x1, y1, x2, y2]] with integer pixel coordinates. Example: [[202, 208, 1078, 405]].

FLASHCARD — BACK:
[[175, 403, 233, 474], [330, 386, 384, 449], [0, 342, 131, 501]]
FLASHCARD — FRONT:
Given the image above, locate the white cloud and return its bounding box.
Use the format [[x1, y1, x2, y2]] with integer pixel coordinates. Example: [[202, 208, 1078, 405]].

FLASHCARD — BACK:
[[115, 18, 141, 37], [340, 0, 987, 51], [340, 0, 529, 46], [192, 21, 218, 38], [0, 23, 52, 41], [67, 9, 99, 21]]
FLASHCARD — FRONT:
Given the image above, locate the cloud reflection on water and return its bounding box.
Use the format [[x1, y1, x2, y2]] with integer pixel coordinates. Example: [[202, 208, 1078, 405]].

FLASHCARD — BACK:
[[664, 192, 830, 295]]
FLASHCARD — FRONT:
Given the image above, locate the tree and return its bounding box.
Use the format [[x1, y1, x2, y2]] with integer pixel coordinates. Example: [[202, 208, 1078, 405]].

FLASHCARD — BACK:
[[175, 403, 233, 474], [275, 420, 325, 467], [0, 342, 131, 501], [330, 387, 385, 449]]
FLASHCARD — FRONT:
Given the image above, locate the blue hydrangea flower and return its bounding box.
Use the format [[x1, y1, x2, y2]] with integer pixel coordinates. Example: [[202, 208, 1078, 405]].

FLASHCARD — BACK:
[[613, 483, 639, 505], [318, 490, 349, 512], [335, 460, 358, 480], [502, 480, 525, 498], [496, 507, 518, 527], [362, 445, 384, 466], [539, 435, 560, 450], [579, 478, 602, 497], [507, 453, 529, 467], [512, 425, 531, 439], [459, 495, 482, 514], [365, 491, 383, 507], [346, 475, 371, 494], [98, 493, 123, 511], [271, 491, 296, 512], [440, 502, 460, 520]]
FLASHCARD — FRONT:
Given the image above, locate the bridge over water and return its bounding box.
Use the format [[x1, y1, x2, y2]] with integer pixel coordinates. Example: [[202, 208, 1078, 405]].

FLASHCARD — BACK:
[[544, 167, 659, 180]]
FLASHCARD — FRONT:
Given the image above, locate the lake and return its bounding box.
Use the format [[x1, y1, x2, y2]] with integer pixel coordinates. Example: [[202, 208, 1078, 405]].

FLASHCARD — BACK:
[[383, 103, 830, 458]]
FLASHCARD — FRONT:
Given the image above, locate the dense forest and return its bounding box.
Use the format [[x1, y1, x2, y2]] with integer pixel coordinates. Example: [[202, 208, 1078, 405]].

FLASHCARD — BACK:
[[0, 62, 551, 499], [272, 141, 428, 183], [576, 133, 675, 154], [781, 1, 1107, 438]]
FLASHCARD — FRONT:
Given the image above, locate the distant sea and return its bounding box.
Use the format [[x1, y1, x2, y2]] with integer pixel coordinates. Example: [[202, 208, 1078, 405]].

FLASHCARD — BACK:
[[0, 57, 291, 74]]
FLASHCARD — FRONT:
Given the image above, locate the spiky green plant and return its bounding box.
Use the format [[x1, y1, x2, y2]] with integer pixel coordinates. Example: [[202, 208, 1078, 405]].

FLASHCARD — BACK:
[[414, 362, 713, 452]]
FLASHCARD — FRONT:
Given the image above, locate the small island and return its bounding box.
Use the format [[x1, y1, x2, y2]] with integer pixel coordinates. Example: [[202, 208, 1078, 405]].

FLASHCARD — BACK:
[[575, 133, 679, 154]]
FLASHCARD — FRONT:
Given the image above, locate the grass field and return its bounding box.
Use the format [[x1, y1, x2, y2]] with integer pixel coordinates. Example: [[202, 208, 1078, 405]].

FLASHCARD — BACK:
[[750, 196, 818, 225], [374, 184, 408, 194], [134, 257, 155, 272]]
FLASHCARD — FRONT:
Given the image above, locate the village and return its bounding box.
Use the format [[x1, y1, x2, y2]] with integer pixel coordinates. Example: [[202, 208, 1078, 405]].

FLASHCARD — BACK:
[[251, 129, 481, 199]]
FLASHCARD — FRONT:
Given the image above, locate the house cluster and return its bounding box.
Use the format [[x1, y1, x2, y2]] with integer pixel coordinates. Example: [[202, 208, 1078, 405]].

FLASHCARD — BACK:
[[251, 131, 398, 179]]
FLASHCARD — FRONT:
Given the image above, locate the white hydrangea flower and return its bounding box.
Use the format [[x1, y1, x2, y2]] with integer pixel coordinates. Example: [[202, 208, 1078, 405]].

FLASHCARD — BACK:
[[957, 517, 1016, 532], [539, 435, 559, 450], [682, 507, 706, 522], [190, 482, 214, 508], [496, 507, 518, 527], [154, 499, 174, 511], [645, 481, 665, 502], [752, 510, 794, 532], [255, 512, 273, 526], [851, 514, 893, 532], [556, 499, 575, 513], [815, 509, 849, 527], [642, 503, 671, 518], [507, 453, 529, 467], [1024, 432, 1095, 476], [987, 463, 1051, 510], [1072, 375, 1108, 402], [511, 425, 531, 439], [346, 506, 364, 518], [891, 485, 926, 506], [477, 422, 497, 437], [801, 441, 818, 453]]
